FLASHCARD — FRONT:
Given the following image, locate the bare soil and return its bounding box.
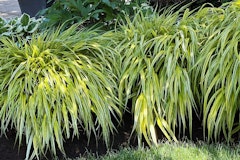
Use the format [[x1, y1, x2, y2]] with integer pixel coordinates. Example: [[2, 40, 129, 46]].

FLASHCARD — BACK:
[[0, 110, 238, 160], [0, 112, 138, 160]]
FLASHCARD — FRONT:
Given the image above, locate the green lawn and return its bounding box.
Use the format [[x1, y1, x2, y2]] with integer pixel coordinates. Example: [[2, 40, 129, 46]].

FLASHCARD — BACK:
[[74, 141, 240, 160]]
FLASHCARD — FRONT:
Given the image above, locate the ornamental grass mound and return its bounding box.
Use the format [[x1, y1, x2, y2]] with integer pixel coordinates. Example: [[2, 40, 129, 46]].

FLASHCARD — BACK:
[[0, 25, 122, 159], [113, 1, 240, 146], [192, 2, 240, 142], [115, 6, 198, 145], [1, 1, 240, 160]]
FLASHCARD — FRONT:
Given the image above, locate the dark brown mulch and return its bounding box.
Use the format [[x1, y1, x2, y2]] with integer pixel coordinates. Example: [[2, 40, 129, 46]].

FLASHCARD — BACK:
[[0, 128, 137, 160], [0, 130, 26, 160], [1, 111, 238, 160], [0, 112, 138, 160]]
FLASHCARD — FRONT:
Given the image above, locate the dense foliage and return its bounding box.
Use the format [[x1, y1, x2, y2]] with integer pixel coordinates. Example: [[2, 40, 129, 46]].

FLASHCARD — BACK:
[[113, 1, 240, 145], [114, 6, 198, 144], [40, 0, 234, 30], [0, 0, 240, 159], [40, 0, 150, 29], [0, 14, 41, 39], [191, 2, 240, 142], [154, 0, 232, 6], [0, 26, 122, 159]]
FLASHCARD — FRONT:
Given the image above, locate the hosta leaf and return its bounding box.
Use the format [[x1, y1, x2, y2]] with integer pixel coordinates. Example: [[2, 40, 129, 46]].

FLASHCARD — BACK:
[[20, 13, 30, 26]]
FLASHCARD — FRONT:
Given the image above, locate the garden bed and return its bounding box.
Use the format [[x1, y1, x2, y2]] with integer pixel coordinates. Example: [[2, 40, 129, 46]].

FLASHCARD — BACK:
[[1, 1, 240, 160]]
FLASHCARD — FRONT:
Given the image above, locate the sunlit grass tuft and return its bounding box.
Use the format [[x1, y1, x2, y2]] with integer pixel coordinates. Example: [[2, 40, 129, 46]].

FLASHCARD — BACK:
[[191, 1, 240, 142], [115, 6, 199, 145], [0, 25, 122, 159]]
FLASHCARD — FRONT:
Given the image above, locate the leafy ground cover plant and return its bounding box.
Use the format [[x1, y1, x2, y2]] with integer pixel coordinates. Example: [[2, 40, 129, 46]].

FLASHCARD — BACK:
[[39, 0, 149, 30], [0, 13, 41, 40], [0, 25, 122, 159]]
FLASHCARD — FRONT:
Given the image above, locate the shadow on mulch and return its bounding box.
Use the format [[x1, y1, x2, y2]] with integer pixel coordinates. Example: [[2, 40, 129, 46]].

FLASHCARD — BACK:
[[0, 130, 26, 160], [0, 111, 139, 160], [62, 111, 139, 160], [0, 110, 239, 160]]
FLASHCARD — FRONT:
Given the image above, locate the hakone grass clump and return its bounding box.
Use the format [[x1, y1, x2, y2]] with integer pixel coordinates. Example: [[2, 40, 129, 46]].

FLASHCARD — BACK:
[[1, 1, 240, 159], [0, 25, 122, 159], [192, 2, 240, 142], [176, 1, 240, 142], [111, 0, 240, 147], [114, 5, 199, 145]]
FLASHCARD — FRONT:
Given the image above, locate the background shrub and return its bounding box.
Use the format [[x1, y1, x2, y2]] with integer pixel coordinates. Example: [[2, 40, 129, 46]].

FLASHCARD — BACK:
[[40, 0, 150, 30]]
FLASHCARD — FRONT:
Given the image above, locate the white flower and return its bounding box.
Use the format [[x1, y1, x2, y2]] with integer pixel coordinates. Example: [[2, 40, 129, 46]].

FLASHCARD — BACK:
[[125, 0, 131, 5]]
